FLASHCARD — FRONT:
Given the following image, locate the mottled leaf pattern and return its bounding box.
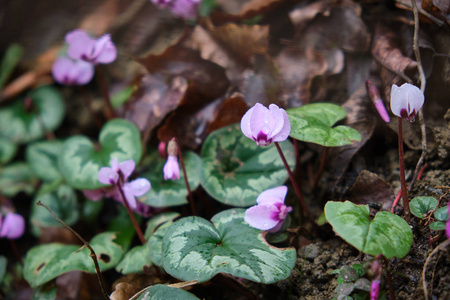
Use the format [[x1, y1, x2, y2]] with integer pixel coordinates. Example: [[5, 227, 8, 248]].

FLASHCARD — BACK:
[[162, 209, 296, 283], [0, 162, 37, 197], [0, 137, 17, 164], [200, 124, 295, 207], [287, 103, 361, 146], [325, 201, 413, 259], [58, 119, 142, 189], [26, 140, 63, 182], [137, 284, 199, 300]]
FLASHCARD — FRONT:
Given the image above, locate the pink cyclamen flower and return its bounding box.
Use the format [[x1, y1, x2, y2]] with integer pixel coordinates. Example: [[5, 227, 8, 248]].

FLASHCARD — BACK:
[[370, 279, 380, 300], [98, 158, 135, 185], [163, 155, 180, 180], [151, 0, 172, 8], [52, 56, 94, 85], [241, 103, 291, 147], [151, 0, 201, 19], [66, 29, 117, 64], [244, 186, 292, 232], [0, 213, 25, 240], [390, 83, 424, 121]]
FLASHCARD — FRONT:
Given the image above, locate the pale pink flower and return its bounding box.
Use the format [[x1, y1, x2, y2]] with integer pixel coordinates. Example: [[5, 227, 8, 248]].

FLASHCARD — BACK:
[[52, 56, 94, 85], [390, 83, 424, 121], [0, 213, 25, 240], [241, 103, 291, 147], [244, 186, 292, 231], [98, 158, 135, 185], [163, 155, 180, 180], [66, 29, 117, 64]]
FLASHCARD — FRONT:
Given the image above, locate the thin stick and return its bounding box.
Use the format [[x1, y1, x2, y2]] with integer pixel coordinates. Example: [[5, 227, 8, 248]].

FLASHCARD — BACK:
[[116, 180, 146, 245], [397, 118, 411, 221], [36, 201, 110, 299], [275, 142, 319, 233], [382, 256, 396, 300], [96, 66, 116, 120], [422, 239, 450, 300], [312, 147, 328, 190], [175, 138, 197, 216]]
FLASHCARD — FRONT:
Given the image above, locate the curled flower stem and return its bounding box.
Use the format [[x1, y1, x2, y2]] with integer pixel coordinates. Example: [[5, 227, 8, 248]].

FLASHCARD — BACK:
[[275, 142, 319, 233], [174, 138, 197, 216], [116, 180, 146, 245], [96, 65, 116, 120], [397, 118, 411, 221], [36, 201, 109, 299]]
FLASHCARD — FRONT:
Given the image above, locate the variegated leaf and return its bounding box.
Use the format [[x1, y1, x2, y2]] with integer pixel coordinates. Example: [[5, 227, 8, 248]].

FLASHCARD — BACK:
[[137, 284, 199, 300], [162, 209, 296, 283], [26, 140, 63, 182], [58, 119, 142, 189], [200, 124, 295, 207]]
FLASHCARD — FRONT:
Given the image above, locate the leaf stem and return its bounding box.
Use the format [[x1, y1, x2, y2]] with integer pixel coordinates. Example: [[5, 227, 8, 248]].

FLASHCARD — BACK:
[[312, 147, 328, 190], [116, 180, 146, 245], [36, 201, 110, 299], [275, 142, 319, 233], [174, 138, 197, 216], [397, 118, 411, 221]]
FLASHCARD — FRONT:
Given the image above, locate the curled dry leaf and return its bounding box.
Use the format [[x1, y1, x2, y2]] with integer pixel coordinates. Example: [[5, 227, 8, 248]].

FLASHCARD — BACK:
[[347, 170, 394, 211]]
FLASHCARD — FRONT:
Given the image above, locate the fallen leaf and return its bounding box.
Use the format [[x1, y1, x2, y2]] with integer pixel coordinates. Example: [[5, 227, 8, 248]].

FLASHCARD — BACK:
[[206, 95, 248, 133]]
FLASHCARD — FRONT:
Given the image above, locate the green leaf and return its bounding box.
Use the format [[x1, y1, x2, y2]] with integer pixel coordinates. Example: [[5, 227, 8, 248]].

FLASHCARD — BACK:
[[108, 206, 138, 251], [58, 119, 142, 189], [0, 162, 37, 197], [0, 137, 17, 164], [111, 86, 134, 108], [147, 213, 180, 267], [116, 245, 151, 274], [144, 212, 180, 239], [287, 103, 361, 146], [82, 199, 103, 222], [0, 44, 24, 89], [31, 282, 57, 300], [429, 221, 446, 231], [137, 284, 199, 300], [434, 206, 449, 222], [26, 140, 63, 182], [325, 201, 413, 259], [200, 124, 295, 207], [352, 264, 365, 278], [23, 232, 123, 287], [410, 196, 437, 219], [162, 209, 296, 283], [31, 184, 79, 237], [0, 86, 65, 144], [140, 151, 200, 207], [0, 255, 6, 282]]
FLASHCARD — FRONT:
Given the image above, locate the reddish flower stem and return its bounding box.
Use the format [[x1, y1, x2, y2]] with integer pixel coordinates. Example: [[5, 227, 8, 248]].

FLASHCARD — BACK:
[[174, 138, 197, 216], [397, 118, 411, 221], [382, 256, 396, 300], [312, 147, 329, 190], [116, 180, 146, 245], [95, 66, 116, 120], [275, 142, 319, 233], [391, 163, 427, 213]]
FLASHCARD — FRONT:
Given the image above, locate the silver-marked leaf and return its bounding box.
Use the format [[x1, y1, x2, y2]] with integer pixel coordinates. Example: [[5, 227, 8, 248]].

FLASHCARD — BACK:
[[31, 184, 79, 237], [145, 212, 181, 239], [140, 151, 200, 207], [0, 86, 64, 144], [434, 206, 449, 222], [287, 103, 361, 146], [325, 201, 412, 259], [200, 124, 295, 207], [26, 140, 63, 182], [116, 245, 151, 274], [58, 119, 142, 189], [137, 284, 199, 300], [23, 232, 123, 287], [410, 196, 437, 219], [0, 137, 17, 164], [0, 162, 37, 197], [147, 214, 179, 267], [162, 209, 296, 283]]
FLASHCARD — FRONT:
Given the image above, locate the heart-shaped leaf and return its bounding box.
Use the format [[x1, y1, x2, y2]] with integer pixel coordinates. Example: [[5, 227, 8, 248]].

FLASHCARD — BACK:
[[287, 103, 361, 146], [137, 284, 199, 300], [434, 206, 449, 222], [140, 151, 200, 207], [26, 140, 63, 182], [147, 213, 180, 267], [58, 119, 142, 190], [162, 209, 296, 283], [410, 196, 437, 219], [0, 162, 37, 197], [0, 137, 17, 164], [0, 86, 64, 144], [23, 232, 123, 287], [200, 124, 295, 207], [325, 201, 412, 259], [116, 245, 151, 274], [430, 221, 446, 231], [30, 184, 79, 237]]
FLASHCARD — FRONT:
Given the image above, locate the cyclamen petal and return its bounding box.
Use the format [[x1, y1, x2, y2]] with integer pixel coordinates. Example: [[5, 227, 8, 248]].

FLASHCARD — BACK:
[[245, 205, 280, 230], [66, 29, 117, 65], [0, 213, 25, 240], [128, 178, 151, 197], [52, 56, 94, 86], [241, 103, 290, 146], [163, 155, 180, 180], [390, 83, 424, 121], [98, 167, 119, 185], [170, 0, 201, 19], [118, 160, 135, 180], [256, 186, 288, 206]]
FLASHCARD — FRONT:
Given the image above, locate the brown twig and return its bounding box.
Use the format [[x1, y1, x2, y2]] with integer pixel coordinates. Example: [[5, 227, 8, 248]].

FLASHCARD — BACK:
[[116, 180, 146, 245], [36, 201, 110, 299]]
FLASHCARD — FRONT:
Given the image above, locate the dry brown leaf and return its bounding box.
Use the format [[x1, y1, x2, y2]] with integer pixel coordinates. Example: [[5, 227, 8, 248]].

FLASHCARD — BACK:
[[206, 95, 248, 133]]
